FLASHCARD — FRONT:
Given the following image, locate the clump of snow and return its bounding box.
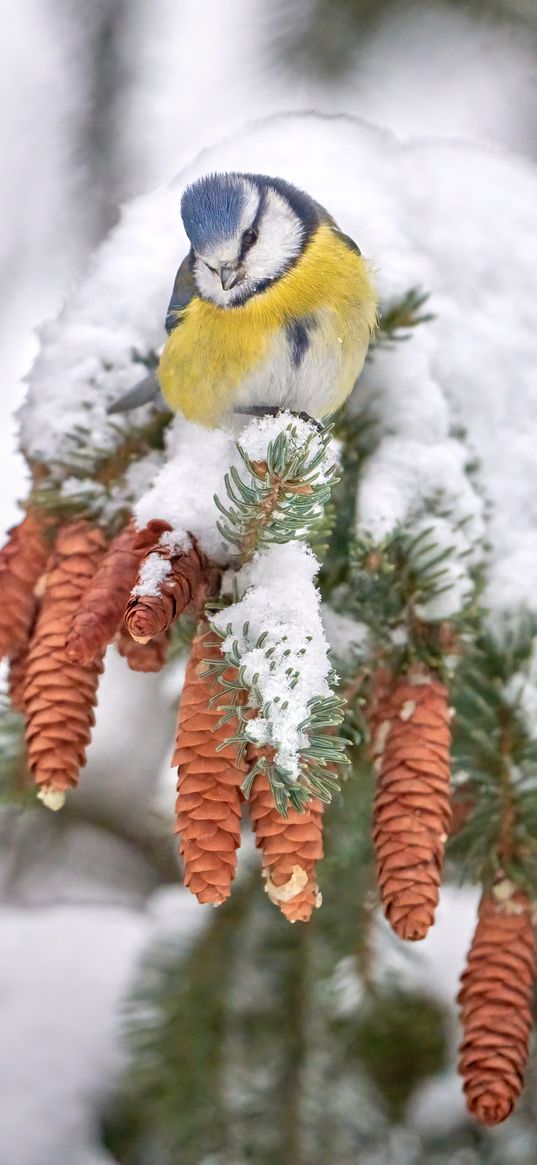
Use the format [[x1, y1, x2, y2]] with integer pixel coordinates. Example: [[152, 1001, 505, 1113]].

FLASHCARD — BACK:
[[212, 542, 332, 778], [356, 433, 482, 547], [17, 181, 181, 468], [131, 552, 172, 598], [239, 409, 339, 476], [134, 419, 236, 564]]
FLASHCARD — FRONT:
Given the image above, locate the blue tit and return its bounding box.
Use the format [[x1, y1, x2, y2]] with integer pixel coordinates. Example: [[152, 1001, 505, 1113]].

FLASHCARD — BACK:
[[110, 172, 378, 427]]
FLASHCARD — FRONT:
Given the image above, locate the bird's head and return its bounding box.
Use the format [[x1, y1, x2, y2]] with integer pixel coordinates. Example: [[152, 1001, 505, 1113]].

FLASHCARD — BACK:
[[180, 172, 319, 306]]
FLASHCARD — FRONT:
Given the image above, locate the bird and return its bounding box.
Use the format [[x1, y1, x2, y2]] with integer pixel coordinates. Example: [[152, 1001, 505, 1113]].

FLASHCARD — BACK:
[[109, 171, 378, 428]]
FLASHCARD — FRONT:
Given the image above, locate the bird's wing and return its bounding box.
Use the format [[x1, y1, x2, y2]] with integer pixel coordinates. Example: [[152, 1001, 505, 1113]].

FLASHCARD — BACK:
[[106, 370, 168, 415], [313, 199, 362, 255], [165, 250, 197, 334]]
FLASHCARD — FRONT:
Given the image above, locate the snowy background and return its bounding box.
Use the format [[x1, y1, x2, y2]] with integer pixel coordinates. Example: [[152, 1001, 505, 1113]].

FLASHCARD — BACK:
[[1, 2, 537, 1162]]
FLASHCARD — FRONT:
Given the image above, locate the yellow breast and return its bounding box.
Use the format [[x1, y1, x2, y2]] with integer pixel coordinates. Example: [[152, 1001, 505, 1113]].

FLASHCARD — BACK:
[[158, 224, 377, 426]]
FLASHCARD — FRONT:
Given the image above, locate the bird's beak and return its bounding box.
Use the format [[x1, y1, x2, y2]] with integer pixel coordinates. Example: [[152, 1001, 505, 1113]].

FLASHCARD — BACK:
[[220, 263, 241, 290]]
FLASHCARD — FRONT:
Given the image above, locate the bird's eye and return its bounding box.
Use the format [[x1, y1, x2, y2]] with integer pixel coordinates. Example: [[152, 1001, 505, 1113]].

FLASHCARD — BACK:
[[242, 228, 258, 249]]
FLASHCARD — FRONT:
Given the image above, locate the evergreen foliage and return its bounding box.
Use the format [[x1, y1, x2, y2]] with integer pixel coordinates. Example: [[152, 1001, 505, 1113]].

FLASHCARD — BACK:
[[0, 695, 33, 807], [450, 622, 537, 894], [208, 420, 347, 814], [214, 422, 338, 558]]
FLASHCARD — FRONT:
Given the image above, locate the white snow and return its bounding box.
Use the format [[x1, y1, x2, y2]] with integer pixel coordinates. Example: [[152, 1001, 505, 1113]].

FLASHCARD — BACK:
[[134, 418, 236, 563], [238, 409, 339, 478], [212, 542, 332, 777], [131, 552, 172, 598]]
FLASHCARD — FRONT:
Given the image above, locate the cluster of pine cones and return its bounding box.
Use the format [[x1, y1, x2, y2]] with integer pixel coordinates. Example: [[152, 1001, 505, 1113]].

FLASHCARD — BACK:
[[0, 507, 535, 1126]]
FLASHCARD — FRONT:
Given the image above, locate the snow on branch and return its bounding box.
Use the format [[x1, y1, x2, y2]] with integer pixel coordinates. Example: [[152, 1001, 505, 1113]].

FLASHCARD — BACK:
[[211, 542, 345, 811]]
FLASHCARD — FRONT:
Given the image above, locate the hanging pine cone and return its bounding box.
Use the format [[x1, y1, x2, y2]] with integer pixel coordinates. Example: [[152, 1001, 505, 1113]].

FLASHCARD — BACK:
[[248, 770, 324, 923], [369, 665, 452, 941], [116, 625, 170, 672], [23, 520, 106, 808], [8, 645, 31, 715], [0, 511, 51, 660], [66, 518, 170, 664], [173, 624, 247, 905], [125, 538, 218, 644], [458, 886, 536, 1126]]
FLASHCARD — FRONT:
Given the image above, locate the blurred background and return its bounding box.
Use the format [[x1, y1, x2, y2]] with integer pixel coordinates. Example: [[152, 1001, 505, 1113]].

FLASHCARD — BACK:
[[1, 2, 536, 1163]]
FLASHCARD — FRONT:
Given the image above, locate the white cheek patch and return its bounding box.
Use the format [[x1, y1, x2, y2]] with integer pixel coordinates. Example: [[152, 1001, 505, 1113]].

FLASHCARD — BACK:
[[238, 183, 262, 235], [245, 188, 304, 285]]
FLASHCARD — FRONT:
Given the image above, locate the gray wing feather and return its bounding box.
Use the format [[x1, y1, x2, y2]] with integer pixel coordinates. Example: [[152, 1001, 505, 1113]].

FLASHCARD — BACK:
[[107, 371, 168, 415], [166, 251, 197, 334], [313, 199, 361, 255]]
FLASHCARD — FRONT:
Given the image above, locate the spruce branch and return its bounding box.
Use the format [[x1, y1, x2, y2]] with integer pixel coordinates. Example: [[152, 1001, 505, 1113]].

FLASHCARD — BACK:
[[0, 694, 32, 807], [205, 623, 348, 815], [372, 287, 435, 350], [450, 627, 537, 895], [27, 410, 171, 532], [214, 419, 338, 559], [207, 419, 347, 816], [345, 523, 479, 677]]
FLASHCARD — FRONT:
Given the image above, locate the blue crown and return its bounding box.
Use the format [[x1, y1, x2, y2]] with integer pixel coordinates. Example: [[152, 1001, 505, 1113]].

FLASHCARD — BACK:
[[181, 173, 248, 252]]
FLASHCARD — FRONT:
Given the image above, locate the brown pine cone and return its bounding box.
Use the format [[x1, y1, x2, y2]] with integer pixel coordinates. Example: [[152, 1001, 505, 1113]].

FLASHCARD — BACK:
[[116, 625, 170, 672], [458, 887, 536, 1126], [173, 624, 247, 905], [0, 511, 51, 660], [369, 665, 452, 941], [23, 520, 107, 807], [8, 645, 31, 714], [125, 539, 218, 644], [248, 770, 324, 923], [65, 518, 170, 664]]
